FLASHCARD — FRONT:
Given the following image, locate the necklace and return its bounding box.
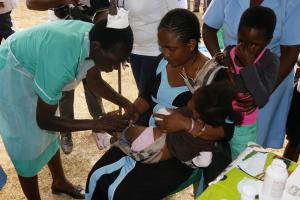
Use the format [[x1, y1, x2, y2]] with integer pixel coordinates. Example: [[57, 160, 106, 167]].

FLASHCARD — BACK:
[[181, 53, 201, 81]]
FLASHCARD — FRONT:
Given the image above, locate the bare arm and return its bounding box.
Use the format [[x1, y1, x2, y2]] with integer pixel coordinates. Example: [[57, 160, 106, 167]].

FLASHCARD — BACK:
[[133, 97, 150, 116], [202, 23, 221, 57], [36, 97, 128, 132], [155, 111, 225, 141], [86, 67, 132, 108], [26, 0, 78, 10], [86, 67, 139, 120], [275, 45, 300, 89], [192, 123, 225, 140]]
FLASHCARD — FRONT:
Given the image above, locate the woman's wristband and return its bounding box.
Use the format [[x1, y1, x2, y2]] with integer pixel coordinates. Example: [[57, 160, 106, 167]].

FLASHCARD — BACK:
[[191, 119, 206, 137], [188, 118, 195, 133]]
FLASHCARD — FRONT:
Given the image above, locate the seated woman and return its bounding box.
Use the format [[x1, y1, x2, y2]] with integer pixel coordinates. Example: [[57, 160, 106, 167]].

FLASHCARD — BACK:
[[98, 6, 210, 147], [85, 9, 237, 200], [121, 82, 242, 168]]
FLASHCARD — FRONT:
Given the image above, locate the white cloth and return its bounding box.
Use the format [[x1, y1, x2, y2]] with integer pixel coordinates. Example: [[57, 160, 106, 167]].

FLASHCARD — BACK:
[[118, 0, 186, 56], [48, 10, 60, 21], [0, 0, 18, 14], [107, 8, 129, 29], [192, 151, 212, 167]]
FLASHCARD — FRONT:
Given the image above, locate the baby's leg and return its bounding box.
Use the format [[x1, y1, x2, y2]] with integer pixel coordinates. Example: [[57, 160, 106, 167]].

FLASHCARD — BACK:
[[128, 126, 154, 152], [124, 126, 148, 143], [125, 126, 165, 143], [125, 126, 167, 152]]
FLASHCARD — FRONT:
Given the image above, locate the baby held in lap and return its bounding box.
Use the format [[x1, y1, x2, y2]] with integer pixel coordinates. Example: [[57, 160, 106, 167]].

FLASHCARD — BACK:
[[123, 82, 243, 167]]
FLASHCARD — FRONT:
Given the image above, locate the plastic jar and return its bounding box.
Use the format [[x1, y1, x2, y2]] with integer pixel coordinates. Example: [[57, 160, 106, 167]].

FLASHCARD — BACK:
[[261, 158, 288, 200]]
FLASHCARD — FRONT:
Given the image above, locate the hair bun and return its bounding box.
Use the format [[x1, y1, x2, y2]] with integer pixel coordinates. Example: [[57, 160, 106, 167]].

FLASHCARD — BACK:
[[106, 8, 129, 29]]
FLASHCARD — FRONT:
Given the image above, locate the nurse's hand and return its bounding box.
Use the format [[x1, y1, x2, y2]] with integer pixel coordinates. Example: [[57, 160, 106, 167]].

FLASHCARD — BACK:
[[154, 110, 190, 133], [124, 102, 140, 123], [94, 114, 129, 132]]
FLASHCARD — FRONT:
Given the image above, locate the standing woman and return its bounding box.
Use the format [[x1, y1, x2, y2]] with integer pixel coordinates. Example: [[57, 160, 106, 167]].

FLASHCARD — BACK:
[[202, 0, 300, 149], [115, 0, 185, 95], [0, 14, 134, 199]]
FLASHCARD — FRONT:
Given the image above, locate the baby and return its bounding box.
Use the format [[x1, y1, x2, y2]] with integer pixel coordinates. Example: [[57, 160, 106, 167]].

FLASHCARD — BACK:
[[117, 81, 242, 167]]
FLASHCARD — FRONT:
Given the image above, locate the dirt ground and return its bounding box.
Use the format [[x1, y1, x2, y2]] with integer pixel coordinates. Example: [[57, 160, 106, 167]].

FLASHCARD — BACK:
[[0, 1, 291, 200]]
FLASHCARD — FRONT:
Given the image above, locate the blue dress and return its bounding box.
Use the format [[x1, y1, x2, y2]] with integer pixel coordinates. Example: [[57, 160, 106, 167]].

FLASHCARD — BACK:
[[147, 58, 192, 126]]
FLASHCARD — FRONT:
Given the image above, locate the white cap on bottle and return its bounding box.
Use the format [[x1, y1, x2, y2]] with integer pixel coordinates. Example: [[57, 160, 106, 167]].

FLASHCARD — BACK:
[[241, 184, 257, 200]]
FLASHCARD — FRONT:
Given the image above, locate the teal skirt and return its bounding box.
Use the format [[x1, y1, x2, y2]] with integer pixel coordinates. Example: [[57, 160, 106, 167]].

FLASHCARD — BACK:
[[0, 44, 59, 177], [11, 139, 59, 177], [229, 122, 258, 160]]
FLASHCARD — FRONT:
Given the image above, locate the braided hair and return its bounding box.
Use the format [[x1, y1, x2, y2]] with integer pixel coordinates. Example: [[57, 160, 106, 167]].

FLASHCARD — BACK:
[[158, 8, 201, 46]]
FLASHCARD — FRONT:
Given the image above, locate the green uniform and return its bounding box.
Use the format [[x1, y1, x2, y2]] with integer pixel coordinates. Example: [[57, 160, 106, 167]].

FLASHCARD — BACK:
[[0, 20, 94, 177]]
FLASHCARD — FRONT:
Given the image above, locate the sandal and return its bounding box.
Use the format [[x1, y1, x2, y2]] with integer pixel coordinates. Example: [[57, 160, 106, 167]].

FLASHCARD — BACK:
[[52, 185, 85, 199]]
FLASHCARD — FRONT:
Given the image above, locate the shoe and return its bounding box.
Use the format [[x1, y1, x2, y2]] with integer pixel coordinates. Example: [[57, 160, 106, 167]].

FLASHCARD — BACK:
[[52, 185, 85, 199], [60, 133, 73, 154], [94, 132, 112, 150]]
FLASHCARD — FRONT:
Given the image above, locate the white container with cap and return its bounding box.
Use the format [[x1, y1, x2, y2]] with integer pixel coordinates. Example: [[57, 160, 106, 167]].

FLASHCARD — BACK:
[[260, 158, 288, 200], [240, 183, 257, 200]]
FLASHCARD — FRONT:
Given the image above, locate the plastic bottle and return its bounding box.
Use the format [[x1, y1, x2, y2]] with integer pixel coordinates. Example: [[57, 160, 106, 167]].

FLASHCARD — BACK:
[[240, 183, 257, 200], [261, 158, 288, 200]]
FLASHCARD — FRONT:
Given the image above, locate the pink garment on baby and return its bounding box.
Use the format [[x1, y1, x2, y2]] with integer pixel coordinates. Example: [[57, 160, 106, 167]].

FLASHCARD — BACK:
[[131, 127, 155, 152], [230, 47, 266, 125]]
